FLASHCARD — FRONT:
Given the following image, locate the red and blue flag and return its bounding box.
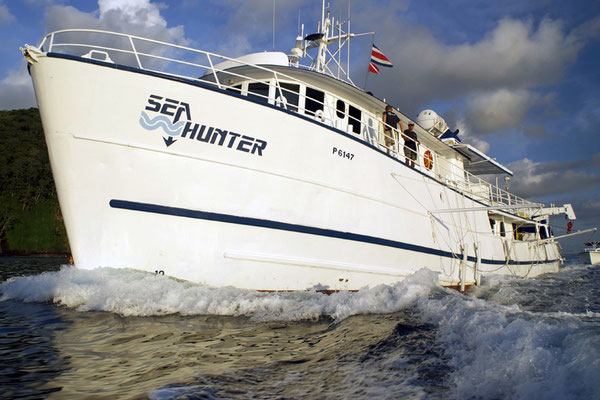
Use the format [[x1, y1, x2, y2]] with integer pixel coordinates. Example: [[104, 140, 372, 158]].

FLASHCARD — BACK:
[[371, 45, 393, 68], [368, 62, 380, 74]]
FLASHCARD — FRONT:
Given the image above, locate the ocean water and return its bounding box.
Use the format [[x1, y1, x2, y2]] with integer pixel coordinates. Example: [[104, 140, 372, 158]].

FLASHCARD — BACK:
[[1, 256, 599, 399]]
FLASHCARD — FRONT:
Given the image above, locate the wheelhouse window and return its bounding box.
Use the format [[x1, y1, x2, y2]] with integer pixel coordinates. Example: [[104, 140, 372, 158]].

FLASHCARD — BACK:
[[336, 99, 346, 119], [276, 83, 300, 113], [305, 87, 325, 117], [247, 82, 270, 103], [348, 105, 362, 134]]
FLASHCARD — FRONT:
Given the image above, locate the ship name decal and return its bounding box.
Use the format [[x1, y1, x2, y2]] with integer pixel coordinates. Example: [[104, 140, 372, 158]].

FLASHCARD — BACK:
[[139, 94, 267, 156]]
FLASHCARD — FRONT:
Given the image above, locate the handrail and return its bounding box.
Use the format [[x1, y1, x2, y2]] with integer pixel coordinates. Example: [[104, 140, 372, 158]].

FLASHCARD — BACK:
[[37, 29, 538, 215]]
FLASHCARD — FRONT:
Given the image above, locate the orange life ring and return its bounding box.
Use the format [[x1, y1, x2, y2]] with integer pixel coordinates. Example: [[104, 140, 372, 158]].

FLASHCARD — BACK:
[[424, 150, 434, 170]]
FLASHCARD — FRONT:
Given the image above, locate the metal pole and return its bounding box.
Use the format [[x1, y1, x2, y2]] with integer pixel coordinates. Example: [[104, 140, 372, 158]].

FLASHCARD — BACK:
[[475, 242, 481, 285], [533, 228, 597, 244], [460, 246, 467, 292], [429, 204, 542, 214], [347, 0, 351, 81]]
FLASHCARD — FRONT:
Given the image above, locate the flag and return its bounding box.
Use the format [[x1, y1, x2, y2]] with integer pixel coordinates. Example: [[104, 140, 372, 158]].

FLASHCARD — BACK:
[[368, 62, 380, 74], [371, 45, 393, 68]]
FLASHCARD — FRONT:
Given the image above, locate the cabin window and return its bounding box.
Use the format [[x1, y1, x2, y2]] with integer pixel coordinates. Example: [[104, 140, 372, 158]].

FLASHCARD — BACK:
[[247, 82, 270, 103], [515, 225, 537, 240], [336, 99, 346, 119], [489, 219, 496, 232], [276, 83, 300, 112], [348, 105, 362, 134], [226, 84, 242, 95], [305, 87, 325, 117], [539, 225, 548, 240], [500, 221, 505, 237]]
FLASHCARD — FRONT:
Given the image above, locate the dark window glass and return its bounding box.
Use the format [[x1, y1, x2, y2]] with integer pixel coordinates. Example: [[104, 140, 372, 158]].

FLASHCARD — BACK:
[[348, 105, 362, 134], [500, 222, 505, 237], [336, 99, 345, 119], [226, 84, 242, 95], [247, 82, 270, 103], [276, 83, 300, 113], [305, 87, 324, 116]]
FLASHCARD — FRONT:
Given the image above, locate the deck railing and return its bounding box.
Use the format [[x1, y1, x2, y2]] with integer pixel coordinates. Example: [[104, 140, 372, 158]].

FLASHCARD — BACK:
[[37, 29, 537, 215]]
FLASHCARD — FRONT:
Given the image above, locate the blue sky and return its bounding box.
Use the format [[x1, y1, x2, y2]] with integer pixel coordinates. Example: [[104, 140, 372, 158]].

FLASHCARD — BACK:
[[1, 0, 599, 249]]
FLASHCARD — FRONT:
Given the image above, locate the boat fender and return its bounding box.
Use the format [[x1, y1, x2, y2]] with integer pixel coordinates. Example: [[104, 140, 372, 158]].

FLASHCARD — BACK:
[[315, 109, 326, 123], [275, 95, 287, 108]]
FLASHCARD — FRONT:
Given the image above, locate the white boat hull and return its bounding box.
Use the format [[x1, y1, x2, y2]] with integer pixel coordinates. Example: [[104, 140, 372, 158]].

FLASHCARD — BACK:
[[29, 53, 561, 290], [582, 251, 600, 265]]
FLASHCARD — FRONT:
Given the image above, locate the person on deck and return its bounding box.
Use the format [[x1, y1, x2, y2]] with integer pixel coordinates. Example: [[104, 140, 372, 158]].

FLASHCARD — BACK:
[[382, 105, 403, 154], [403, 123, 419, 167]]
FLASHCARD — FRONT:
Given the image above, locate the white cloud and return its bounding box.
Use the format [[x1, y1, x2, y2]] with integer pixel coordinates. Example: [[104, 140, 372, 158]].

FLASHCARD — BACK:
[[507, 157, 600, 199], [205, 0, 312, 57], [455, 118, 490, 153], [1, 0, 193, 110], [45, 0, 188, 45], [0, 1, 15, 25], [355, 6, 588, 135], [0, 64, 37, 110], [442, 18, 579, 90], [567, 15, 600, 44], [45, 5, 99, 31], [99, 0, 166, 27], [463, 89, 536, 135]]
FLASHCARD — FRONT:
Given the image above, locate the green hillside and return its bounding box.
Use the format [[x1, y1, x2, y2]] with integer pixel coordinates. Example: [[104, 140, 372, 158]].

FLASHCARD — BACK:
[[0, 108, 69, 255]]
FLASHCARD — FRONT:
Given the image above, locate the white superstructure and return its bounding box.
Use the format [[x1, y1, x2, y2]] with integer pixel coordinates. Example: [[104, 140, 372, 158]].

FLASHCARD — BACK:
[[581, 242, 600, 265], [21, 5, 584, 291]]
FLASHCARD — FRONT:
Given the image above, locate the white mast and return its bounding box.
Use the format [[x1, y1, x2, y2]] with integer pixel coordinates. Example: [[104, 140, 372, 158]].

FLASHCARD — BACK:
[[316, 9, 330, 73], [287, 1, 372, 86]]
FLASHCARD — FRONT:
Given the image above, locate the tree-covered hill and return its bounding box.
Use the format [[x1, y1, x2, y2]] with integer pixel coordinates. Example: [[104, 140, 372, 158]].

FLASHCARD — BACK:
[[0, 108, 69, 255]]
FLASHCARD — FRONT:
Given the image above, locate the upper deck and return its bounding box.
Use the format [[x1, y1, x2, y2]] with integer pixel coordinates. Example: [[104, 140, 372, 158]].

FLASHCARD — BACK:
[[27, 28, 539, 217]]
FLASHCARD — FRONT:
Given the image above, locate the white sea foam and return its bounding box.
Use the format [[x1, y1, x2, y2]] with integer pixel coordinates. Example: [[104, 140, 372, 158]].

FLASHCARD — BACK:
[[0, 265, 440, 320], [2, 265, 599, 399], [415, 287, 600, 400]]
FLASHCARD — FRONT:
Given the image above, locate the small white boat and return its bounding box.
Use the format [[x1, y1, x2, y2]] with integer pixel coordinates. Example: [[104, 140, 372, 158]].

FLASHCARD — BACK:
[[581, 242, 600, 265], [20, 2, 593, 291]]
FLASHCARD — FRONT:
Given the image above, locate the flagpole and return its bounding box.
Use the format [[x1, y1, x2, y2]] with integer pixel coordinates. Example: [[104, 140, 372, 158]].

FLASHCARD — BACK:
[[363, 36, 374, 90]]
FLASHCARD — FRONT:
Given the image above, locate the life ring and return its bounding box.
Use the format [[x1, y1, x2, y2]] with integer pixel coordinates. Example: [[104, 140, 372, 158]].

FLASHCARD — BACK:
[[424, 150, 434, 170]]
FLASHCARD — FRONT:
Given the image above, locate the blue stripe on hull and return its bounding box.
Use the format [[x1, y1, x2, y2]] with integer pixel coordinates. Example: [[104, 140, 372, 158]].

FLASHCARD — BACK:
[[109, 199, 559, 267]]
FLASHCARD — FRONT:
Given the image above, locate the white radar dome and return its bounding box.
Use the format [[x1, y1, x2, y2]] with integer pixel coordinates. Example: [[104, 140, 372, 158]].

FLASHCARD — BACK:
[[416, 109, 449, 137]]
